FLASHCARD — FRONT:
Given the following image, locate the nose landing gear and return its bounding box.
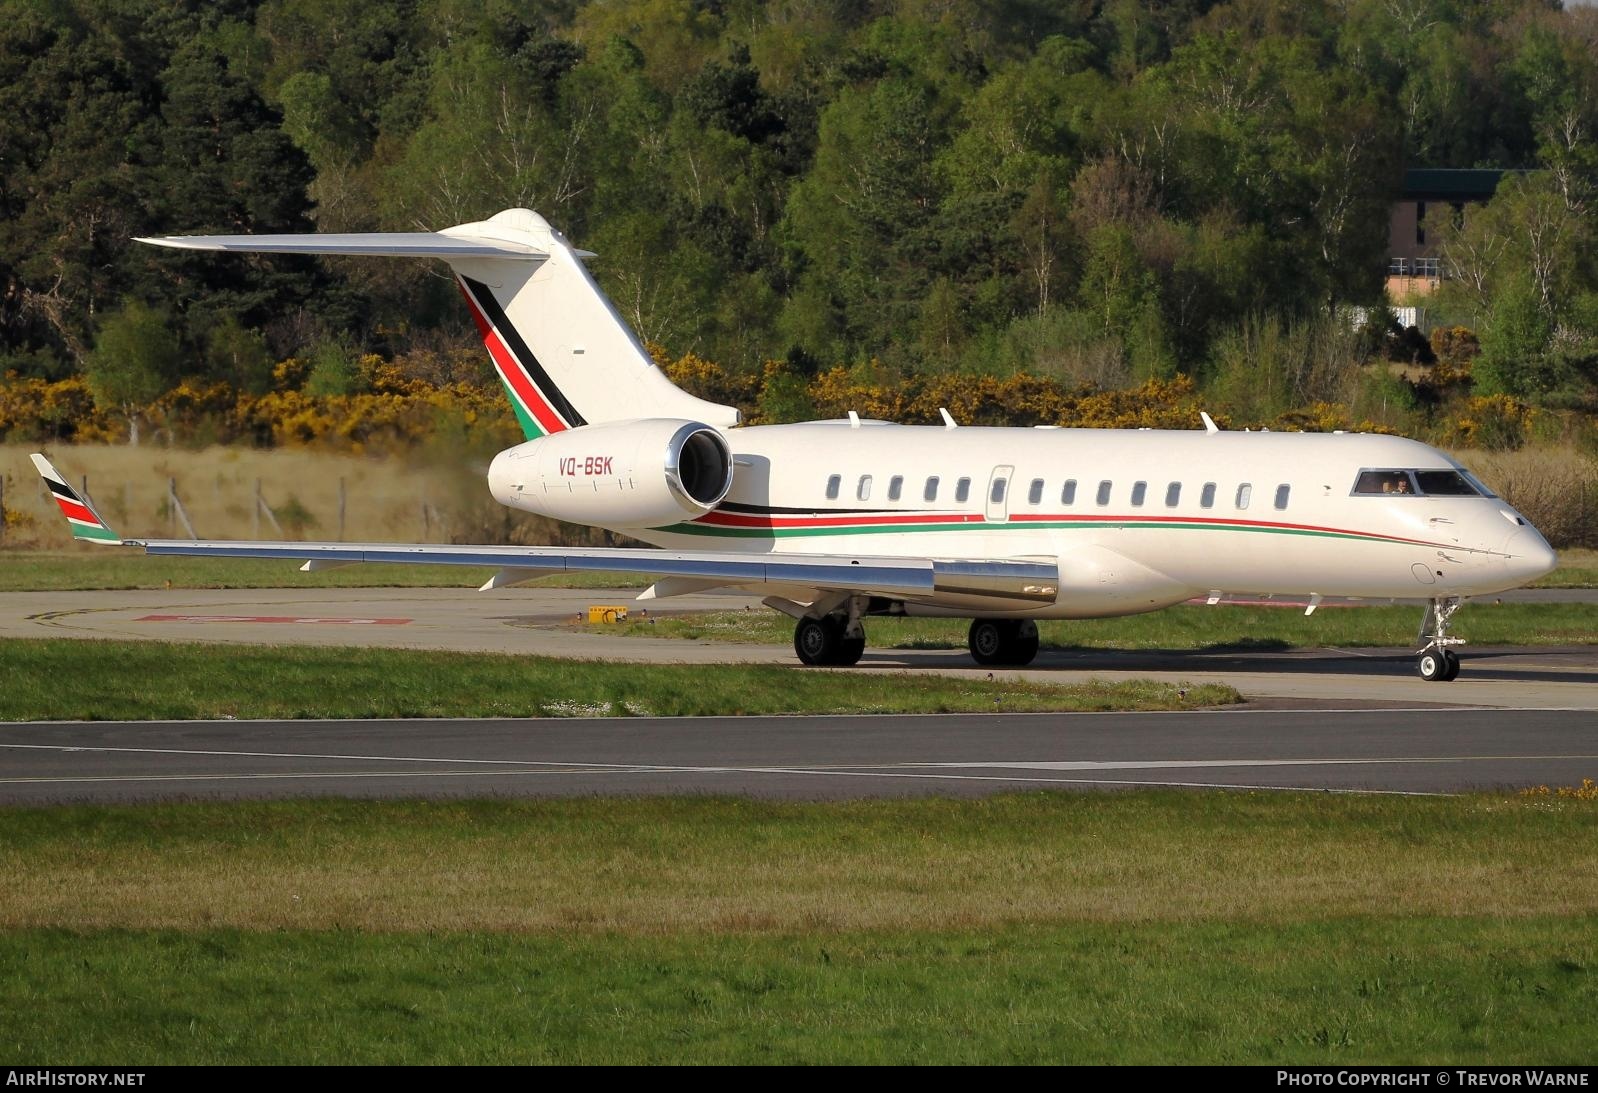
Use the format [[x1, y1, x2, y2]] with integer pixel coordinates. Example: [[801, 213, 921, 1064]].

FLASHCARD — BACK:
[[1416, 596, 1463, 682]]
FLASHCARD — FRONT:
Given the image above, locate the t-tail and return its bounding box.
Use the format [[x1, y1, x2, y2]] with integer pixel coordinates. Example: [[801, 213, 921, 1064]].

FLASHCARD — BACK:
[[137, 209, 740, 438]]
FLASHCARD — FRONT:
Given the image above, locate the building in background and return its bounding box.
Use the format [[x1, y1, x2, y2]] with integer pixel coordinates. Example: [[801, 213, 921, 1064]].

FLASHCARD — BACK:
[[1385, 169, 1510, 305]]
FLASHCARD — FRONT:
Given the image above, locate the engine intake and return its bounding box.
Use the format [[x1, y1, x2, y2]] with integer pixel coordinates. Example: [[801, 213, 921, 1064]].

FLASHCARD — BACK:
[[488, 418, 733, 529]]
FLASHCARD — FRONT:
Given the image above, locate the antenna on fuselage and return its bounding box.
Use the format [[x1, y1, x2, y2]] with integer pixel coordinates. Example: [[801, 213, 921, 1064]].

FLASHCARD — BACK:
[[939, 408, 957, 429], [1200, 411, 1220, 434]]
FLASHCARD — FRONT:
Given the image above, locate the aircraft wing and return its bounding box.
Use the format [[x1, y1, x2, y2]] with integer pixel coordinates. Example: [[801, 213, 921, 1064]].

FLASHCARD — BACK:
[[30, 455, 1058, 608]]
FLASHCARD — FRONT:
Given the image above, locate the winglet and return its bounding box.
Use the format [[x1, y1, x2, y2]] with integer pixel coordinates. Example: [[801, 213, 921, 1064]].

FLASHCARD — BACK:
[[29, 454, 121, 544]]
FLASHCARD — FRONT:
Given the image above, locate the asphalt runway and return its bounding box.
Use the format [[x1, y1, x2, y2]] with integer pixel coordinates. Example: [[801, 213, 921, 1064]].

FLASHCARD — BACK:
[[2, 708, 1594, 805], [3, 586, 1596, 709]]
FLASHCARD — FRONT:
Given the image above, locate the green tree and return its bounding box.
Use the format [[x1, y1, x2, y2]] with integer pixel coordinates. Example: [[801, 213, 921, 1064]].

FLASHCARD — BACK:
[[1475, 273, 1554, 398], [84, 301, 179, 445], [206, 317, 273, 394], [305, 337, 361, 397]]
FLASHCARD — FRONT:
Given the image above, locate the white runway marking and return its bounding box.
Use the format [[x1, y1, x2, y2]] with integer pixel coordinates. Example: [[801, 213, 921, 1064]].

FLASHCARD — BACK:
[[5, 739, 1593, 797], [0, 766, 1451, 796], [920, 755, 1598, 771], [4, 742, 1595, 771]]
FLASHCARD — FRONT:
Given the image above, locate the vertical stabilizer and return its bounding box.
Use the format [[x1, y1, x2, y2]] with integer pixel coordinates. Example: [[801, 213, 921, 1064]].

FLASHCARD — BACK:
[[446, 210, 740, 438]]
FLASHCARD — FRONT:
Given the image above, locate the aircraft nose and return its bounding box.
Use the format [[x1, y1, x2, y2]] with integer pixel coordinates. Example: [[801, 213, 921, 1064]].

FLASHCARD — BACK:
[[1501, 527, 1558, 585]]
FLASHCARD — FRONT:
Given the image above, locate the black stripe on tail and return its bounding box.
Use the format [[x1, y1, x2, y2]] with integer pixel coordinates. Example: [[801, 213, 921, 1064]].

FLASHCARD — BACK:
[[461, 275, 588, 428]]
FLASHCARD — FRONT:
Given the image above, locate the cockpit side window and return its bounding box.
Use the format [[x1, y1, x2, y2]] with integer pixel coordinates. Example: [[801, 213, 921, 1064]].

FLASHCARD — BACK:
[[1353, 470, 1418, 496], [1354, 469, 1486, 497], [1414, 470, 1483, 496]]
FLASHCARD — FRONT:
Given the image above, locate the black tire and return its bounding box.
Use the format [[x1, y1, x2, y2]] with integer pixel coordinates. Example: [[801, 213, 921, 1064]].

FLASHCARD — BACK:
[[1442, 650, 1461, 681], [836, 634, 866, 666], [1417, 650, 1446, 682], [1009, 620, 1040, 667], [794, 616, 840, 666], [969, 619, 1010, 666]]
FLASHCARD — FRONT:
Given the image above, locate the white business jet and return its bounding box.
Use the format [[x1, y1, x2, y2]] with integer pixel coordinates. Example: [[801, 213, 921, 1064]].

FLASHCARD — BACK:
[[33, 209, 1557, 681]]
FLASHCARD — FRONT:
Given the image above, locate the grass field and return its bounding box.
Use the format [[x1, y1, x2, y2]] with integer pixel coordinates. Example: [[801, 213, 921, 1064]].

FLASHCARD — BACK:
[[614, 600, 1598, 650], [0, 550, 648, 591], [2, 793, 1595, 1063], [1538, 547, 1598, 588], [0, 640, 1236, 721]]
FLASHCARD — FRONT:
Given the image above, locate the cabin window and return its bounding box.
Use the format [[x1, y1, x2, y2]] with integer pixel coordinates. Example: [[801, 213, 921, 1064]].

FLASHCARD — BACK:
[[1130, 481, 1147, 507], [990, 477, 1008, 504], [857, 475, 872, 501], [1062, 479, 1077, 505], [1165, 482, 1181, 507], [888, 475, 903, 502], [1274, 484, 1291, 510], [1096, 480, 1112, 506], [825, 474, 841, 500], [1200, 482, 1216, 509], [924, 476, 940, 501], [1028, 479, 1044, 505], [956, 477, 971, 503], [1236, 483, 1252, 510]]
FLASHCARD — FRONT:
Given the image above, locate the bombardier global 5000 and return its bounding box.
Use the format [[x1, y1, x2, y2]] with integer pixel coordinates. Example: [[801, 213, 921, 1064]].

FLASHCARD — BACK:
[[34, 209, 1557, 681]]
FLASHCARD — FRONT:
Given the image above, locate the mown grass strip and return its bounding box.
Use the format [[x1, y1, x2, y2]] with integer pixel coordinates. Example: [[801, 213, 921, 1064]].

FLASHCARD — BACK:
[[5, 794, 1595, 934], [0, 551, 648, 591], [0, 639, 1235, 722], [615, 601, 1598, 650], [2, 917, 1593, 1064]]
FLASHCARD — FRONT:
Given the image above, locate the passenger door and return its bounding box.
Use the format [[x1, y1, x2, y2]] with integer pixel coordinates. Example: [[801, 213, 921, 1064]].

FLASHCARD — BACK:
[[985, 465, 1013, 524]]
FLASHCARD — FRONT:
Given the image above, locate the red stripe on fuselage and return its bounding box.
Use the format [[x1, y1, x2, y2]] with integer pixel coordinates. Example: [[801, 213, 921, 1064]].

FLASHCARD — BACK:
[[456, 281, 568, 435], [694, 510, 985, 529], [1008, 511, 1439, 546]]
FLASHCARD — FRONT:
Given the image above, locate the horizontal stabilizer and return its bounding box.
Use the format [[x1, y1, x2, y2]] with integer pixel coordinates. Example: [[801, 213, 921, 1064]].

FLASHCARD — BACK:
[[135, 231, 547, 260]]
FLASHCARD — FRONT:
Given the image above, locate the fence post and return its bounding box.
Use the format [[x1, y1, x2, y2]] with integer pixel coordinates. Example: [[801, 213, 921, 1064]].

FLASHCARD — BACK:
[[254, 478, 282, 539], [168, 477, 197, 540]]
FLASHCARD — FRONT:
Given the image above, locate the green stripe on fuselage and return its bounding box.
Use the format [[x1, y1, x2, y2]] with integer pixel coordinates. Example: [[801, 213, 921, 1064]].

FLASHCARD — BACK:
[[654, 518, 1418, 547]]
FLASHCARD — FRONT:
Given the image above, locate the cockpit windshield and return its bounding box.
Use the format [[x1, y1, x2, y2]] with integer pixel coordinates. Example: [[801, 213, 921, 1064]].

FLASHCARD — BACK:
[[1353, 469, 1490, 497]]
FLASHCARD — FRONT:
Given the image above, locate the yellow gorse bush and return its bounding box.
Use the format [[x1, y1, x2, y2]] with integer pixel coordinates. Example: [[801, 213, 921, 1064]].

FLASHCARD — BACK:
[[0, 350, 1549, 453], [1521, 779, 1598, 801]]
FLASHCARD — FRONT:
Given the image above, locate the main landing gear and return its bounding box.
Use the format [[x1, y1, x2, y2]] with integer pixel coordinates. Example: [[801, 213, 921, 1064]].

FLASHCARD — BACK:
[[1416, 596, 1463, 682], [793, 615, 866, 666], [790, 613, 1042, 668], [967, 619, 1040, 667]]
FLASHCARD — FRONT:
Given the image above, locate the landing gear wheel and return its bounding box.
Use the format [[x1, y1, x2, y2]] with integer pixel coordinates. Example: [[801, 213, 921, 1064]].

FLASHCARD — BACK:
[[1010, 620, 1040, 667], [969, 619, 1010, 666], [968, 620, 1039, 667], [794, 616, 841, 666], [794, 617, 866, 666], [1415, 596, 1465, 683], [1442, 649, 1461, 681]]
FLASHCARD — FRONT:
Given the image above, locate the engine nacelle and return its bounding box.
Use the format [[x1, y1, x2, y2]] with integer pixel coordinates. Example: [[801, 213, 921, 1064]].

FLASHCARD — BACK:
[[487, 419, 733, 528]]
